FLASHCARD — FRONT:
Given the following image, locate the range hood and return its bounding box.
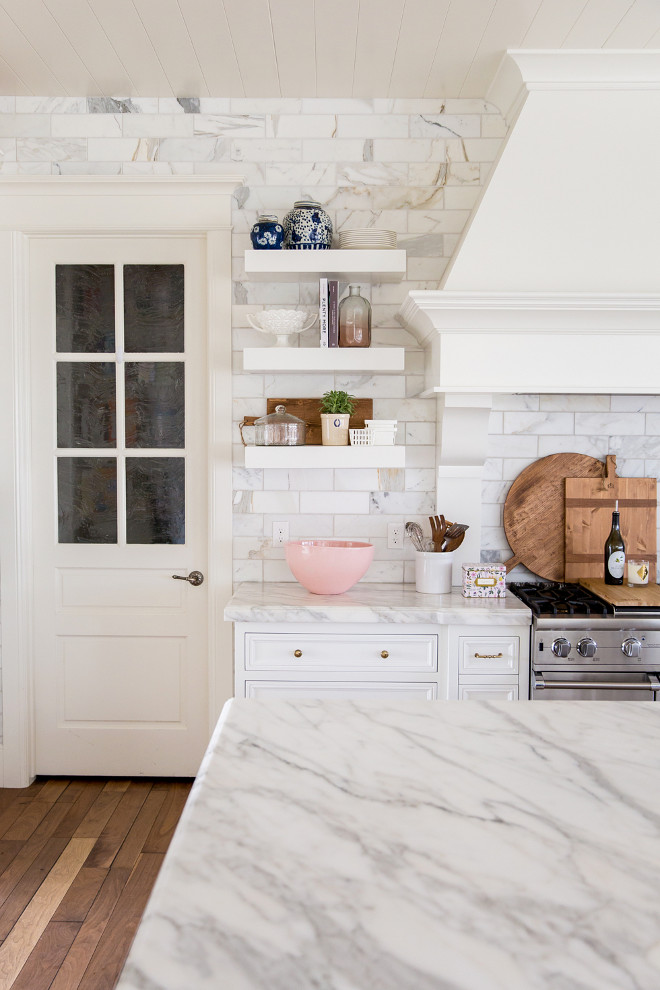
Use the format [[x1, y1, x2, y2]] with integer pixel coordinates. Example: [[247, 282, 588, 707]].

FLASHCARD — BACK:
[[397, 51, 660, 576]]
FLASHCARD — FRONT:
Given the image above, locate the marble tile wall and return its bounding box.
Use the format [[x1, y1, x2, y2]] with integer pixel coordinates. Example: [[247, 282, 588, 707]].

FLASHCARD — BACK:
[[1, 96, 657, 584]]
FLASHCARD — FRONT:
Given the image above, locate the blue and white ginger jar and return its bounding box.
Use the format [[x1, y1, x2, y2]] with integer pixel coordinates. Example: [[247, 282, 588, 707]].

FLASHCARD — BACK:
[[283, 200, 333, 250], [250, 214, 284, 250]]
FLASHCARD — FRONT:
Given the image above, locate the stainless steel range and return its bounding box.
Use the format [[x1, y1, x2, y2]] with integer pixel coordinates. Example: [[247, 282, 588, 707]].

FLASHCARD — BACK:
[[509, 583, 660, 701]]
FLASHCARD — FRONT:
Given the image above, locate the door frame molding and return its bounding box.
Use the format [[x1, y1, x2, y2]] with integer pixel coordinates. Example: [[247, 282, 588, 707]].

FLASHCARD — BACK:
[[0, 175, 242, 787]]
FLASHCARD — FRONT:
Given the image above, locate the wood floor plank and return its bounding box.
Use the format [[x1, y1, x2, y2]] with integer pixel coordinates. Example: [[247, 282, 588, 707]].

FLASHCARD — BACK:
[[49, 867, 131, 990], [77, 854, 164, 990], [0, 785, 46, 841], [0, 837, 95, 987], [11, 921, 80, 990], [84, 782, 152, 871], [52, 783, 106, 841], [0, 839, 69, 940], [143, 782, 191, 854], [0, 842, 25, 883], [3, 782, 72, 842], [51, 867, 108, 924], [73, 783, 131, 841], [112, 787, 168, 872]]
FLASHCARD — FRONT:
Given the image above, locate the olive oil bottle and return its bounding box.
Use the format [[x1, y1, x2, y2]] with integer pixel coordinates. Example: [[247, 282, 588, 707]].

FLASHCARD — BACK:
[[604, 500, 626, 585]]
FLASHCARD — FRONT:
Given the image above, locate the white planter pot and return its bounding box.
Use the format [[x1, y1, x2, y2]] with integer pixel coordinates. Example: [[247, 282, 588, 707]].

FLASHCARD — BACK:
[[321, 413, 350, 446]]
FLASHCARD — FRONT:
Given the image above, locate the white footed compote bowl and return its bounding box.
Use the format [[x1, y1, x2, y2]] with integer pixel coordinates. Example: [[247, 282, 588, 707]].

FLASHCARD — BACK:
[[247, 309, 318, 347]]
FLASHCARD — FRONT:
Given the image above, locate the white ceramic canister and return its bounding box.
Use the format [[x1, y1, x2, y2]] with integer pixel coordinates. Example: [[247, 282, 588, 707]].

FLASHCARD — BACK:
[[415, 551, 454, 594]]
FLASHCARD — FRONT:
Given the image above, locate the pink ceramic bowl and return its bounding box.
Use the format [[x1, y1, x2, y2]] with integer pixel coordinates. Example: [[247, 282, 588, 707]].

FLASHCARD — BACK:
[[285, 540, 374, 595]]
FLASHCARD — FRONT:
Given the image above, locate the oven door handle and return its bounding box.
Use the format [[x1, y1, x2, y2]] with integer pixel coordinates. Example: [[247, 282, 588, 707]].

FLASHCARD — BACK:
[[534, 673, 660, 696]]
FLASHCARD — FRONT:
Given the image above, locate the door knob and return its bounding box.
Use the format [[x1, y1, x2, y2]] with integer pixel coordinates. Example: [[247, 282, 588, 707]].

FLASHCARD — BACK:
[[172, 571, 204, 587]]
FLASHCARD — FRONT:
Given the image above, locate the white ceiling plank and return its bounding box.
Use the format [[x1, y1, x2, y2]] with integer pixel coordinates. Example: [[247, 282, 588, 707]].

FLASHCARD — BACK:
[[221, 0, 279, 98], [520, 0, 589, 47], [314, 0, 359, 99], [0, 51, 32, 96], [461, 0, 544, 97], [43, 0, 134, 96], [132, 0, 208, 97], [388, 0, 451, 98], [353, 0, 406, 96], [603, 0, 660, 47], [178, 0, 244, 97], [269, 0, 316, 98], [563, 0, 637, 47], [425, 0, 497, 97], [0, 0, 101, 94], [88, 0, 173, 96], [0, 5, 62, 94]]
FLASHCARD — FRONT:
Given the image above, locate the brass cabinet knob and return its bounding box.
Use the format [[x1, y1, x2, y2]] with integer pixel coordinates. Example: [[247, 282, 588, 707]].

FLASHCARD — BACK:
[[380, 650, 389, 659], [293, 649, 303, 658]]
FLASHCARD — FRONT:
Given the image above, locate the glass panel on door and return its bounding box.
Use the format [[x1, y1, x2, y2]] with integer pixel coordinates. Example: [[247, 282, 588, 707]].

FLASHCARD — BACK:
[[55, 263, 185, 545]]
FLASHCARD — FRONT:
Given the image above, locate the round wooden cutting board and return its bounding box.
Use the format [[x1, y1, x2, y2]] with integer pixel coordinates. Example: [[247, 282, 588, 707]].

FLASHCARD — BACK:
[[503, 453, 604, 581]]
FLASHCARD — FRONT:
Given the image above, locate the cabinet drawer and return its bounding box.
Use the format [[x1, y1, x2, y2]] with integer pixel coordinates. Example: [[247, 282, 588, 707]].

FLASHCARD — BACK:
[[459, 683, 519, 701], [245, 680, 438, 700], [459, 636, 519, 674], [245, 633, 437, 672]]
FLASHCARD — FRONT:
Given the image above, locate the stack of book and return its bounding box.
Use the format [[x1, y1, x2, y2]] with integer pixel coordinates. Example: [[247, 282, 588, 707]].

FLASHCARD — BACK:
[[318, 278, 339, 348]]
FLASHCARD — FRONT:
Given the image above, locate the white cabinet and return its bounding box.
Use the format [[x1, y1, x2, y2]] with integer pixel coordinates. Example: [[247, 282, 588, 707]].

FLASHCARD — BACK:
[[234, 621, 530, 701], [235, 623, 446, 701], [451, 627, 529, 701]]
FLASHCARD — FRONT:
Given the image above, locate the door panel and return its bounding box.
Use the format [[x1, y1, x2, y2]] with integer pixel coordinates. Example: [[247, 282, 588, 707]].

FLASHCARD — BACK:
[[31, 237, 209, 776]]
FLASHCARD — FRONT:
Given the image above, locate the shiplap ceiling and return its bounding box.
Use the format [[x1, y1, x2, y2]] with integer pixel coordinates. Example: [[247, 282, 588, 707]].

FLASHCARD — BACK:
[[0, 0, 659, 100]]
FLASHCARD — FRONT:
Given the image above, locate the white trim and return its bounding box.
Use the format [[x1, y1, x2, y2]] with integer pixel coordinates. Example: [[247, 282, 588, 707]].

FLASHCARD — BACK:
[[0, 176, 241, 786], [488, 50, 660, 122]]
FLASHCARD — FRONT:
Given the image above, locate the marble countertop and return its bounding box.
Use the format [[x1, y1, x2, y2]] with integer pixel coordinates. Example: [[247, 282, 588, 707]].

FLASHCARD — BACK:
[[224, 582, 531, 625], [118, 699, 660, 990]]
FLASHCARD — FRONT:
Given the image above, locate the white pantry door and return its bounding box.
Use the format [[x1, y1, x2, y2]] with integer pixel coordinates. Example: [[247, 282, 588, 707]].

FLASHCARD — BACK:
[[30, 237, 209, 776]]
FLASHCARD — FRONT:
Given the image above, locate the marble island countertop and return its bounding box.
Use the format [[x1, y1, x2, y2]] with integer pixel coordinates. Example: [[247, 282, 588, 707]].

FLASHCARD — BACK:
[[118, 699, 660, 990], [224, 581, 532, 625]]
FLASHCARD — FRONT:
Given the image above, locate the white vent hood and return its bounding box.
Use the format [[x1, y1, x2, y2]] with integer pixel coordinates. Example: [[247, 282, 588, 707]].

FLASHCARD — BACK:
[[399, 50, 660, 397], [397, 51, 660, 579]]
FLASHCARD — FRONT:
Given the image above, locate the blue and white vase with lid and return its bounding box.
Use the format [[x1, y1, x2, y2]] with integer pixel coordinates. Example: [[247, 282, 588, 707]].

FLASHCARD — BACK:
[[250, 214, 284, 250], [283, 200, 333, 250]]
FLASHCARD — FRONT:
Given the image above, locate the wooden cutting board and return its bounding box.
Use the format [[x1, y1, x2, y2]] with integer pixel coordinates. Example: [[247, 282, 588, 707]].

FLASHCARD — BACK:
[[503, 452, 605, 580], [579, 578, 660, 608], [242, 397, 373, 445], [564, 454, 657, 581]]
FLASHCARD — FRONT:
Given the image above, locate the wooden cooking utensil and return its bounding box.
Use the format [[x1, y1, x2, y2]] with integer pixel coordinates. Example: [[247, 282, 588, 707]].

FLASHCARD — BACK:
[[564, 454, 657, 581], [444, 533, 466, 553], [503, 453, 605, 580], [429, 515, 447, 552]]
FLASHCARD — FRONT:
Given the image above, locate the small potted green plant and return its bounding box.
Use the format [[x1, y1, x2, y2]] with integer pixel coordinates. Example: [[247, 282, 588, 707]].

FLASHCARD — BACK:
[[319, 390, 356, 446]]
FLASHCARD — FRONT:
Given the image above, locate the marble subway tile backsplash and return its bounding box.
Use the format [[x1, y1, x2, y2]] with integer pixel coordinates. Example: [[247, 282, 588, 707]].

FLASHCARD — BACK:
[[4, 97, 660, 584]]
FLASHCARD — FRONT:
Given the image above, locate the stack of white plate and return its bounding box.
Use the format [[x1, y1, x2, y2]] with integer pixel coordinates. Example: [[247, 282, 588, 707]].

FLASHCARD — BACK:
[[338, 229, 397, 250]]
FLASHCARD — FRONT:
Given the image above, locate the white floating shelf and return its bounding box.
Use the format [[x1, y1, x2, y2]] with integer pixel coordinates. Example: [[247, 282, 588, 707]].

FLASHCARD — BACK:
[[242, 347, 405, 374], [244, 446, 405, 469], [244, 249, 406, 282]]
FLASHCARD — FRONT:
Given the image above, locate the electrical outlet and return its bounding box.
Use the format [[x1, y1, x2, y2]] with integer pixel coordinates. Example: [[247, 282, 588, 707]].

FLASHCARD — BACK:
[[272, 521, 289, 547], [387, 522, 404, 549]]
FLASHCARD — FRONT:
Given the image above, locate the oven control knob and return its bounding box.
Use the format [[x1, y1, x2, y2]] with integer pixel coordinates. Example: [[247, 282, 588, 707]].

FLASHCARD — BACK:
[[577, 637, 597, 658], [551, 637, 571, 658], [621, 637, 642, 659]]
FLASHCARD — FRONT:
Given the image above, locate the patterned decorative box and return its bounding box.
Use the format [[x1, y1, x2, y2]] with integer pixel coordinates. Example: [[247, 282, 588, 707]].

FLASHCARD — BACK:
[[462, 563, 507, 598]]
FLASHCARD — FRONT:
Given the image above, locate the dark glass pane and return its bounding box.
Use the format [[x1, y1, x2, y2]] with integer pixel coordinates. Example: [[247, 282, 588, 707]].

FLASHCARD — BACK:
[[57, 363, 116, 448], [56, 265, 115, 353], [125, 362, 184, 448], [58, 457, 117, 544], [126, 457, 185, 544], [124, 265, 184, 353]]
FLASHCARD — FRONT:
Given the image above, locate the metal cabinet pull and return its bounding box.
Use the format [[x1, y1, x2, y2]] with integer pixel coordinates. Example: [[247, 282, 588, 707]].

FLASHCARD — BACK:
[[293, 650, 303, 658], [380, 650, 389, 659], [171, 570, 204, 587], [475, 652, 503, 659]]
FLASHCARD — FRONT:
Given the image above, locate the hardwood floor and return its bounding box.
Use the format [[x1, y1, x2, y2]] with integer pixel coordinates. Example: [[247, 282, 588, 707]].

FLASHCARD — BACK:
[[0, 778, 193, 990]]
